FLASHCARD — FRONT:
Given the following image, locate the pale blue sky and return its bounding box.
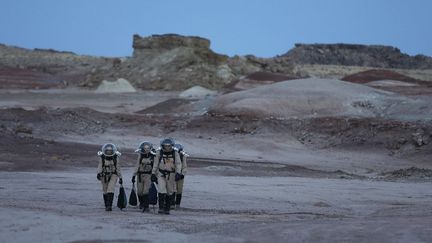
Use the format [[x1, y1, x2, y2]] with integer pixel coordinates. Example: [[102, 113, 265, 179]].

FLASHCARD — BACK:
[[0, 0, 431, 57]]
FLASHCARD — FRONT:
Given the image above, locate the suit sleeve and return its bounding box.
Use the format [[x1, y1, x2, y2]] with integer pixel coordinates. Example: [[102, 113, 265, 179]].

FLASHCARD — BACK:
[[152, 152, 160, 174], [116, 157, 122, 178], [97, 158, 103, 174], [174, 151, 182, 174], [181, 156, 187, 175], [133, 156, 140, 176]]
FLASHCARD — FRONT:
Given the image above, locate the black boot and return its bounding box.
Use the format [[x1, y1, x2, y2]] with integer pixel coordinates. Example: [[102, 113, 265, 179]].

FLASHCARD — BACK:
[[170, 193, 176, 210], [106, 193, 114, 211], [158, 193, 165, 214], [164, 194, 171, 215], [138, 195, 145, 209], [175, 193, 182, 208], [103, 193, 108, 210], [142, 194, 150, 213]]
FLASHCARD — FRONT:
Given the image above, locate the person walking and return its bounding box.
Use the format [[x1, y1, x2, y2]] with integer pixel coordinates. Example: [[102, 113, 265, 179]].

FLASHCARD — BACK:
[[96, 143, 123, 211], [171, 143, 188, 209], [132, 141, 155, 212], [151, 138, 181, 215]]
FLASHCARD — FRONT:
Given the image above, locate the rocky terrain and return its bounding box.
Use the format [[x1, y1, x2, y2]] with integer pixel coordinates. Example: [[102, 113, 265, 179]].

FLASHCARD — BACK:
[[0, 43, 115, 87], [282, 43, 432, 69], [1, 34, 432, 242], [2, 34, 432, 90]]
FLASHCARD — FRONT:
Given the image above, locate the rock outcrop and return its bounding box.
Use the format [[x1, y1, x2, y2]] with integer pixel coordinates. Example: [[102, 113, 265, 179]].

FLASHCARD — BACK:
[[96, 34, 233, 90], [280, 43, 432, 69], [132, 34, 212, 53]]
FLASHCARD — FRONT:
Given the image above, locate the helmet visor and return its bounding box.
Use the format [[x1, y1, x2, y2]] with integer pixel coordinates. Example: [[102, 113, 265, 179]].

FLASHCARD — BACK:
[[143, 145, 151, 153], [105, 148, 114, 156], [162, 144, 172, 151]]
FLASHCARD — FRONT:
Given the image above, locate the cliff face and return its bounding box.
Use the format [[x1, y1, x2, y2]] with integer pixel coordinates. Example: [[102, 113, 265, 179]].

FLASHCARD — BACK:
[[132, 34, 211, 52], [84, 34, 234, 90], [119, 34, 233, 90], [281, 43, 432, 69]]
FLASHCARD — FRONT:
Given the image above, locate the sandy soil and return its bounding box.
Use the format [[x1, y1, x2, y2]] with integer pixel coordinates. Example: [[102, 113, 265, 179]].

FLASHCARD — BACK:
[[1, 85, 431, 242], [0, 89, 179, 114], [1, 169, 431, 243]]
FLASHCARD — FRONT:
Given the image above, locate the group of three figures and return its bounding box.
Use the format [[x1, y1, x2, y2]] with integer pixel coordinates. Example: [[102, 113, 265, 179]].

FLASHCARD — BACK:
[[96, 138, 187, 215]]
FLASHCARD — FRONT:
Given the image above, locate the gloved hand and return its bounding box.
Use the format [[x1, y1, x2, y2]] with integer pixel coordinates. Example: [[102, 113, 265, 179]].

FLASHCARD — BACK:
[[180, 174, 185, 180], [97, 173, 102, 181], [175, 173, 182, 181], [151, 174, 158, 183], [131, 176, 136, 183], [119, 178, 123, 185]]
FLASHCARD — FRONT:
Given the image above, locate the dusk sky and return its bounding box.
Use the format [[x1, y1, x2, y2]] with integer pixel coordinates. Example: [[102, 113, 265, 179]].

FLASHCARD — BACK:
[[1, 0, 431, 57]]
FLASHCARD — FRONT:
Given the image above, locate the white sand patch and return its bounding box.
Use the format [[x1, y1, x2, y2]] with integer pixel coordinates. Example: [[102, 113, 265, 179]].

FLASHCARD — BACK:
[[95, 78, 136, 93], [179, 85, 217, 99]]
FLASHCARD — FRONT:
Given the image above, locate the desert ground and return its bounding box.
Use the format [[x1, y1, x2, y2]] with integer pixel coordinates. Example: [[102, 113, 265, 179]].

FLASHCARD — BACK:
[[1, 75, 431, 243], [2, 32, 432, 243]]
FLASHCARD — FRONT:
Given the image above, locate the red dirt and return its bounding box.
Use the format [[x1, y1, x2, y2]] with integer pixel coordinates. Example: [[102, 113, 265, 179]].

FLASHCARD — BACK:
[[224, 71, 299, 91], [341, 69, 432, 95], [0, 66, 66, 89], [341, 69, 427, 85], [245, 71, 298, 82], [136, 98, 196, 114], [0, 132, 138, 171]]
